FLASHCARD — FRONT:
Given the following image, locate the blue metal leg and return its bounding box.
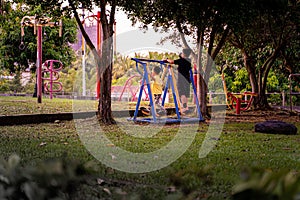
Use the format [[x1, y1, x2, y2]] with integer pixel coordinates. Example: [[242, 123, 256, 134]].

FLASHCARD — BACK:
[[144, 64, 157, 122], [161, 76, 170, 107]]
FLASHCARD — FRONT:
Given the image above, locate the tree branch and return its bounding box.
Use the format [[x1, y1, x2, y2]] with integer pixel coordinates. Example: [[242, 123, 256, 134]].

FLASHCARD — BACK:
[[207, 25, 216, 56], [69, 0, 103, 76], [212, 26, 230, 59], [109, 0, 116, 32], [175, 20, 196, 59], [100, 0, 108, 39], [69, 0, 96, 51]]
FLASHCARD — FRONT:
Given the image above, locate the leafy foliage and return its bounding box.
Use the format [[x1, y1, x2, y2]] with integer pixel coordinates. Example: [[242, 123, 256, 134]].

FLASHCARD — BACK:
[[0, 154, 92, 200], [0, 2, 77, 73], [8, 71, 23, 93], [231, 68, 252, 93], [232, 168, 300, 200], [169, 164, 213, 198]]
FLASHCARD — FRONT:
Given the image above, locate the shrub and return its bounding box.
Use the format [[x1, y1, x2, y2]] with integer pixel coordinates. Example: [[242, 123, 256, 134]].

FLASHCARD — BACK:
[[0, 154, 93, 200], [232, 168, 300, 200], [0, 80, 9, 92]]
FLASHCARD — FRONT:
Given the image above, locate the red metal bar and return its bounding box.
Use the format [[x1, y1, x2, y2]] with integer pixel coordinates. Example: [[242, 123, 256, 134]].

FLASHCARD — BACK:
[[97, 11, 101, 54], [37, 26, 42, 103], [81, 12, 102, 99], [49, 61, 53, 99], [193, 63, 197, 104], [235, 97, 241, 114], [96, 11, 101, 99]]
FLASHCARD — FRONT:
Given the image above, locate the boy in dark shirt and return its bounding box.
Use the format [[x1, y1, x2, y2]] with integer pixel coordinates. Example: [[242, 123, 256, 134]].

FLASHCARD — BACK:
[[166, 48, 192, 114]]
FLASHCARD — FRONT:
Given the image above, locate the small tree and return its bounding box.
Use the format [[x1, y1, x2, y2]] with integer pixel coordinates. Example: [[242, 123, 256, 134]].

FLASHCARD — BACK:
[[228, 0, 299, 109], [9, 71, 23, 93]]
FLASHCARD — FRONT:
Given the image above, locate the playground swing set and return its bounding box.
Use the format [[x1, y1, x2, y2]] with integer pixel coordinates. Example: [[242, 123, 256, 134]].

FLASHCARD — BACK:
[[127, 58, 204, 124]]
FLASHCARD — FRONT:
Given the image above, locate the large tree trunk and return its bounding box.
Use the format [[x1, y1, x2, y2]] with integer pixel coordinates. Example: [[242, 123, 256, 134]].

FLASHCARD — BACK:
[[71, 0, 116, 124], [257, 48, 281, 109], [242, 47, 281, 110], [97, 0, 116, 124], [98, 65, 115, 124], [242, 51, 270, 109], [97, 36, 115, 124], [196, 29, 209, 118], [197, 26, 229, 118], [198, 74, 208, 117], [257, 67, 271, 109], [242, 51, 259, 108]]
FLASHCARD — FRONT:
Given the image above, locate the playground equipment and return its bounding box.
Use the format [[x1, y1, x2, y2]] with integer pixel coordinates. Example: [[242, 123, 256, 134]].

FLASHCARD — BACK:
[[128, 58, 204, 124], [289, 74, 300, 113], [20, 15, 62, 103], [221, 72, 257, 114], [117, 74, 160, 102], [80, 9, 116, 98], [42, 60, 63, 99], [81, 10, 102, 98], [117, 74, 141, 101]]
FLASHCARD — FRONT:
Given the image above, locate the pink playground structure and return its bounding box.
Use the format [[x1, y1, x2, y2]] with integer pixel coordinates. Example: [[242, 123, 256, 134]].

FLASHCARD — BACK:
[[115, 74, 157, 102], [20, 15, 62, 103], [117, 74, 152, 102], [42, 60, 63, 99], [117, 75, 139, 101]]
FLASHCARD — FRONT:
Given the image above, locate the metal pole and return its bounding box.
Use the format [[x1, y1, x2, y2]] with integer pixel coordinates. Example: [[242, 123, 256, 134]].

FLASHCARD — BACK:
[[97, 11, 101, 54], [49, 61, 53, 99], [82, 36, 86, 96], [96, 11, 101, 99], [37, 26, 42, 103], [289, 74, 292, 112], [82, 8, 86, 96]]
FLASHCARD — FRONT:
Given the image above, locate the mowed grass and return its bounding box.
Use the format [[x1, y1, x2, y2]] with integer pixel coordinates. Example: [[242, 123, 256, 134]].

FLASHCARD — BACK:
[[0, 96, 130, 115], [0, 96, 300, 199], [0, 119, 299, 199]]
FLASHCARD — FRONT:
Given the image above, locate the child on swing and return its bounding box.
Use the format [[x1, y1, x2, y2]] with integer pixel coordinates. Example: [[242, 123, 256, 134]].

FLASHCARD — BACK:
[[142, 66, 166, 116], [151, 66, 163, 105]]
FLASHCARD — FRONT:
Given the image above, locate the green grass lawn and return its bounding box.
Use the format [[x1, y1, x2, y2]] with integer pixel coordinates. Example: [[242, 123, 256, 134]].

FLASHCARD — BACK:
[[1, 121, 299, 199], [0, 96, 130, 115], [0, 96, 299, 199]]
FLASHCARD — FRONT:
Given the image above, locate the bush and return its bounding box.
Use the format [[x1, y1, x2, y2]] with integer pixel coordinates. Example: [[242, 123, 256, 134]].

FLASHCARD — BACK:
[[232, 168, 300, 200], [23, 81, 35, 95], [169, 165, 213, 199], [9, 72, 23, 93], [0, 154, 93, 200], [0, 80, 9, 92], [267, 93, 282, 106]]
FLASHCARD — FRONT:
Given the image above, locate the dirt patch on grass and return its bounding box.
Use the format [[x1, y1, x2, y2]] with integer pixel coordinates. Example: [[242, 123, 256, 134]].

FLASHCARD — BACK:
[[225, 108, 300, 123]]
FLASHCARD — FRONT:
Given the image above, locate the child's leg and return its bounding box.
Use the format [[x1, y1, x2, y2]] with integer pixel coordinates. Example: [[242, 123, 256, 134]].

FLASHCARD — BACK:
[[181, 95, 188, 109], [154, 94, 161, 105]]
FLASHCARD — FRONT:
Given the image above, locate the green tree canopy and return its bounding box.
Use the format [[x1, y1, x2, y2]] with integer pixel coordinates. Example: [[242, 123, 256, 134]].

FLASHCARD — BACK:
[[0, 1, 77, 73], [226, 0, 299, 108]]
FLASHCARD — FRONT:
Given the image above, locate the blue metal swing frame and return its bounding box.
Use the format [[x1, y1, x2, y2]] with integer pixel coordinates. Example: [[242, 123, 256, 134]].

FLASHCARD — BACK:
[[128, 58, 204, 124]]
